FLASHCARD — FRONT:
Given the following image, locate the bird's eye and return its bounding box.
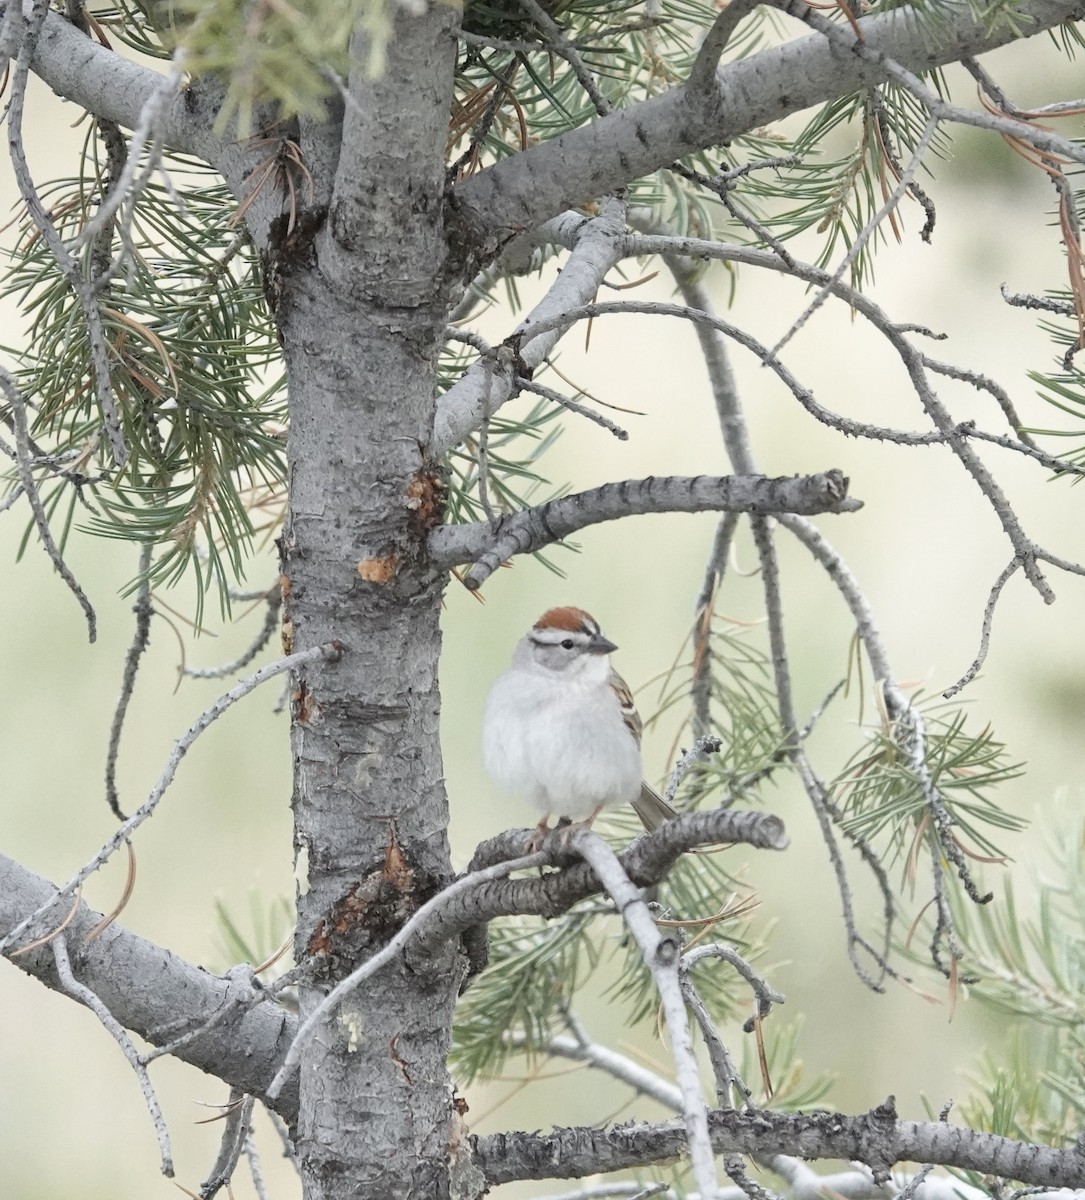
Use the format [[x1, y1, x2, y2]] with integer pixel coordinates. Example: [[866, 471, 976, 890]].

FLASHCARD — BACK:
[[561, 638, 575, 650]]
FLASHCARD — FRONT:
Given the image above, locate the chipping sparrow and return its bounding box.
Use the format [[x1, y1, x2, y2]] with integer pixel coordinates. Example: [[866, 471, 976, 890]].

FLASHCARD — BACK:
[[482, 606, 676, 846]]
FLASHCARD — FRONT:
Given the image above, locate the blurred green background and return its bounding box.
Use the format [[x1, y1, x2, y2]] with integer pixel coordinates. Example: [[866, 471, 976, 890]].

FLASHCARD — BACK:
[[2, 44, 1085, 1200]]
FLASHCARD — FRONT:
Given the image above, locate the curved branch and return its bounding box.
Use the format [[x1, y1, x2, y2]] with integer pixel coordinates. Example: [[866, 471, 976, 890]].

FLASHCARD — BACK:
[[472, 1101, 1085, 1189], [516, 296, 1059, 603], [429, 471, 859, 588], [452, 0, 1085, 235], [0, 852, 298, 1119], [0, 643, 339, 957]]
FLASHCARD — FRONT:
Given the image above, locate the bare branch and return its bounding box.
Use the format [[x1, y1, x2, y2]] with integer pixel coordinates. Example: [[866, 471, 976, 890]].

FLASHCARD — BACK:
[[517, 376, 630, 440], [433, 200, 626, 455], [0, 366, 97, 641], [686, 0, 761, 98], [444, 326, 631, 438], [199, 1089, 255, 1199], [471, 1101, 1085, 1189], [8, 0, 126, 467], [1001, 284, 1076, 316], [682, 943, 784, 1029], [680, 970, 751, 1109], [452, 0, 1085, 234], [434, 808, 788, 943], [244, 1127, 270, 1200], [553, 282, 1065, 603], [266, 848, 548, 1099], [776, 514, 893, 683], [770, 0, 1085, 166], [769, 115, 941, 357], [429, 472, 859, 588], [3, 0, 209, 154], [664, 734, 723, 805], [942, 557, 1023, 698], [69, 50, 185, 256], [183, 585, 282, 680], [515, 0, 611, 116], [504, 1030, 684, 1110], [693, 512, 741, 738]]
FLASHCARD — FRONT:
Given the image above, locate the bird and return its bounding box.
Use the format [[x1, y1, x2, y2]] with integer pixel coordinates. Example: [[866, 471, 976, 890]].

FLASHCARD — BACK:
[[482, 606, 676, 848]]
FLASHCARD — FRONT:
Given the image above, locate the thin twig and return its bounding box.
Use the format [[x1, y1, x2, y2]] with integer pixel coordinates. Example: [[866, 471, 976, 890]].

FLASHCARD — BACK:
[[548, 292, 1058, 602], [680, 972, 751, 1109], [53, 934, 173, 1175], [0, 642, 341, 957], [687, 0, 760, 95], [445, 325, 631, 438], [72, 53, 185, 254], [140, 964, 264, 1065], [776, 116, 941, 357], [183, 587, 282, 679], [693, 512, 741, 738], [244, 1129, 270, 1200], [769, 0, 1085, 166], [105, 543, 154, 819], [723, 1155, 783, 1200], [6, 0, 127, 466], [942, 558, 1022, 698], [0, 366, 97, 641], [664, 735, 723, 805], [518, 376, 630, 439], [505, 1030, 684, 1110], [198, 1089, 255, 1199], [515, 0, 611, 116], [682, 943, 784, 1029]]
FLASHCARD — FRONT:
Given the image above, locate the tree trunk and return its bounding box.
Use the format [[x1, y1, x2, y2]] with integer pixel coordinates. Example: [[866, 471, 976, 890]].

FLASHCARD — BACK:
[[276, 6, 463, 1195]]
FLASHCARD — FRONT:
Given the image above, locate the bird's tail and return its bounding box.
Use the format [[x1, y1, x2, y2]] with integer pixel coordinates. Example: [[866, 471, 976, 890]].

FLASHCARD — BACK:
[[630, 782, 677, 831]]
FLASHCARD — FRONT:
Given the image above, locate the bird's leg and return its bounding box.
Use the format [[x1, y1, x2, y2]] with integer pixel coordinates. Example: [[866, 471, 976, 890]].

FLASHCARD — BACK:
[[525, 815, 551, 853], [558, 805, 604, 849]]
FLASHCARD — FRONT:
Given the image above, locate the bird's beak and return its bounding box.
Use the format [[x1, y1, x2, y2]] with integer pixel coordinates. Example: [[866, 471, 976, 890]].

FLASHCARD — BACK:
[[588, 632, 618, 655]]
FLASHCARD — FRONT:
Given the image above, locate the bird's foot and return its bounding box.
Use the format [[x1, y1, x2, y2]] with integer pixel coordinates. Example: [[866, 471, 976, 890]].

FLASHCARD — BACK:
[[557, 806, 604, 850], [524, 818, 551, 854]]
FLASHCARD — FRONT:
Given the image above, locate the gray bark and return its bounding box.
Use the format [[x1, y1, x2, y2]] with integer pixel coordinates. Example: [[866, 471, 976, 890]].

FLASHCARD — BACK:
[[272, 5, 465, 1196]]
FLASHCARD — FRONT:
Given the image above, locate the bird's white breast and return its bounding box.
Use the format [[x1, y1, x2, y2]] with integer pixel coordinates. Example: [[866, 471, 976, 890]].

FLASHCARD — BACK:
[[482, 664, 642, 820]]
